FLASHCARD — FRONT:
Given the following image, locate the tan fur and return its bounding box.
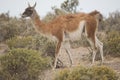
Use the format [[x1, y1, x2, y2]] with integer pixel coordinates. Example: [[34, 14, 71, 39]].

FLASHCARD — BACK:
[[33, 13, 97, 41], [22, 4, 104, 69]]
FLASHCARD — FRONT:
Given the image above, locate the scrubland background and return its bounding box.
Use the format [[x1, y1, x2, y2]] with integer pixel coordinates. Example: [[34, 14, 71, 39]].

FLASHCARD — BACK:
[[0, 0, 120, 80]]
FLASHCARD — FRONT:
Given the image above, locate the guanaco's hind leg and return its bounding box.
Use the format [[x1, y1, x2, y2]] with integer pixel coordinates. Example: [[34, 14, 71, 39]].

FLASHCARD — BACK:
[[86, 37, 97, 64], [95, 36, 104, 64], [87, 36, 104, 64]]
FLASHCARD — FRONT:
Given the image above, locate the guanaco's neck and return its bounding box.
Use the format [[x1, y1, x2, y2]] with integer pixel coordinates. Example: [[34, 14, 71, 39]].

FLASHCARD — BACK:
[[30, 10, 46, 33]]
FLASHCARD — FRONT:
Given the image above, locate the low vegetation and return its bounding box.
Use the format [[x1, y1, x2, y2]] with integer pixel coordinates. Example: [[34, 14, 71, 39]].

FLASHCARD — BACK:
[[0, 0, 120, 79], [104, 31, 120, 57], [0, 48, 51, 80], [54, 66, 119, 80]]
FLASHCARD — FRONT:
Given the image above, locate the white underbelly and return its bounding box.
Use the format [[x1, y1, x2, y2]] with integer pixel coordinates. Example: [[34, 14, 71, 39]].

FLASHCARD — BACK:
[[64, 20, 86, 41], [68, 29, 82, 41]]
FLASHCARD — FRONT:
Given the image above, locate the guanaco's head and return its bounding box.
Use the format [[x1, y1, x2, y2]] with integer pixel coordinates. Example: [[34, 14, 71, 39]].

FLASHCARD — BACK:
[[22, 3, 36, 18], [89, 10, 103, 22]]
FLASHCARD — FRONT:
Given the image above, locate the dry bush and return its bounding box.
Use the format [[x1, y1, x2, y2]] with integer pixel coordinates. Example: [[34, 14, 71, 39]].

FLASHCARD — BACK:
[[54, 66, 119, 80], [104, 31, 120, 57], [0, 48, 51, 80], [0, 14, 28, 42], [6, 36, 33, 49]]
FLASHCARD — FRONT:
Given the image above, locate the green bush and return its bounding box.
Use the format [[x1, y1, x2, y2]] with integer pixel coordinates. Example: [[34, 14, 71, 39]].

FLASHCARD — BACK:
[[54, 66, 119, 80], [55, 69, 70, 80], [43, 41, 56, 57], [6, 36, 33, 49], [0, 16, 27, 42], [0, 48, 50, 80], [6, 35, 56, 57], [31, 35, 56, 58], [0, 23, 19, 42], [104, 31, 120, 57]]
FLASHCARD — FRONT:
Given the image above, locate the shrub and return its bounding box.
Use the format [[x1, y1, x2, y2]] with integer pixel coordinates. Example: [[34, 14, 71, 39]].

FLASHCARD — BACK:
[[54, 66, 119, 80], [43, 41, 56, 57], [104, 31, 120, 57], [6, 35, 56, 58], [0, 48, 50, 80], [31, 35, 56, 58], [55, 69, 70, 80], [0, 16, 28, 42], [6, 36, 33, 49], [32, 35, 49, 51], [0, 23, 19, 42]]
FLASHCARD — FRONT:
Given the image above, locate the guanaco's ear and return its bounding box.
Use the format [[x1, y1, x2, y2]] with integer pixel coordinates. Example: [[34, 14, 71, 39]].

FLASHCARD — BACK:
[[28, 2, 31, 7], [33, 2, 36, 8]]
